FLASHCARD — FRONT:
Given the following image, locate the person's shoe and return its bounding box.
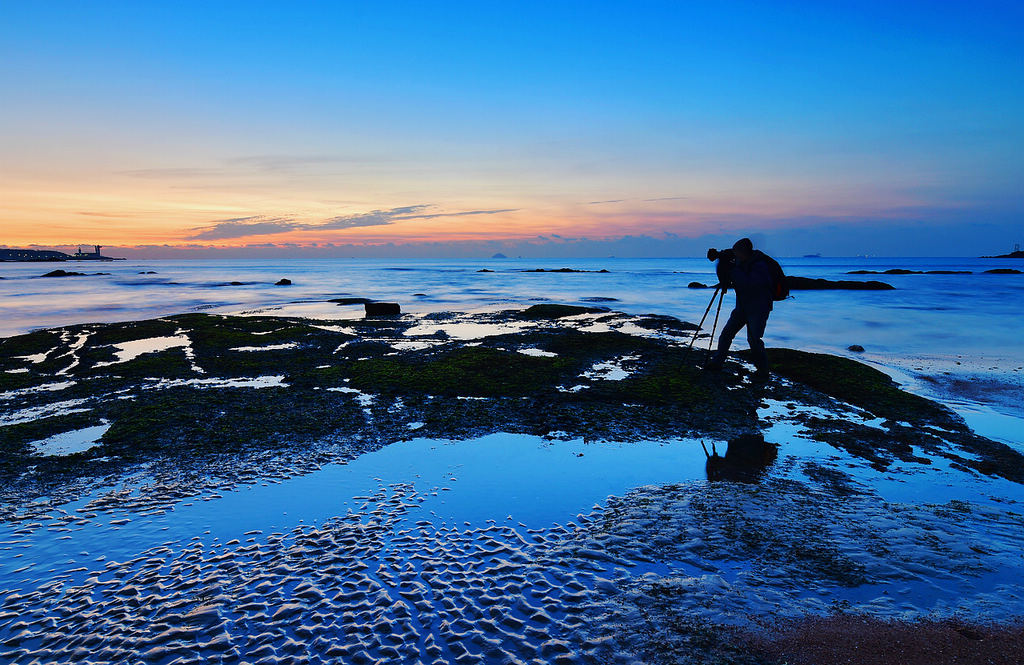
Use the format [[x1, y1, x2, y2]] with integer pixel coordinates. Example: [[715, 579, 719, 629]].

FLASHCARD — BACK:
[[751, 368, 771, 383]]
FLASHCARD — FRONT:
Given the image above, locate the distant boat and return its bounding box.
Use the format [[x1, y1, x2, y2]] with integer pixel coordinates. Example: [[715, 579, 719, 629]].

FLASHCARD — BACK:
[[803, 253, 822, 258]]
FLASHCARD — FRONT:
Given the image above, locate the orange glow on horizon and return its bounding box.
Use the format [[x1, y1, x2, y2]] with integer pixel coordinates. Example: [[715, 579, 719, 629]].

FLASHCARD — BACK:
[[0, 168, 946, 251]]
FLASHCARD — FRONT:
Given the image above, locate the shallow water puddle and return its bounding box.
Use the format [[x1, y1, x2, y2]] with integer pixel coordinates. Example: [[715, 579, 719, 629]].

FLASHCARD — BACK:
[[229, 342, 298, 352], [582, 355, 638, 381], [403, 320, 531, 340], [0, 434, 709, 594], [0, 381, 77, 400], [0, 398, 91, 426], [93, 334, 191, 368], [150, 375, 288, 389], [518, 347, 557, 357], [30, 422, 110, 456], [949, 400, 1024, 450]]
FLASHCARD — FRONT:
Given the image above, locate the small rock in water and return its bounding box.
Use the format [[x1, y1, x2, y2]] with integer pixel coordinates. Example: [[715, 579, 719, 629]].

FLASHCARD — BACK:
[[848, 345, 865, 352], [365, 302, 401, 316], [40, 269, 86, 278], [688, 282, 710, 289], [275, 278, 292, 285], [330, 297, 373, 305]]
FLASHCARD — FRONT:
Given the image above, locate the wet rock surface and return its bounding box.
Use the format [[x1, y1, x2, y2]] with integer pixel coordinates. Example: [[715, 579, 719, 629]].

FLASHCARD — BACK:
[[2, 305, 1023, 663]]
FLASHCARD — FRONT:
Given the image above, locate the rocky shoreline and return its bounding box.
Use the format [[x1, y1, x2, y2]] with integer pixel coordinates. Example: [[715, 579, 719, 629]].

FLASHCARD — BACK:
[[2, 305, 1023, 664]]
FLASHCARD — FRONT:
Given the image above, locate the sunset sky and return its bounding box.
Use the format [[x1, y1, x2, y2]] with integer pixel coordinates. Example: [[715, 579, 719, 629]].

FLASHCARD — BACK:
[[2, 1, 1022, 257]]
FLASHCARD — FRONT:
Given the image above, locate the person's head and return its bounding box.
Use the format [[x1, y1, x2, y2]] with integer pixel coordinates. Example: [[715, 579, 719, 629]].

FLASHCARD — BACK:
[[733, 237, 753, 262], [706, 248, 719, 261]]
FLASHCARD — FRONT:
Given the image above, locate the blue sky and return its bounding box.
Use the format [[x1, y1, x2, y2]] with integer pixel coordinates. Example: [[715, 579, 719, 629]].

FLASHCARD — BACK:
[[1, 1, 1022, 256]]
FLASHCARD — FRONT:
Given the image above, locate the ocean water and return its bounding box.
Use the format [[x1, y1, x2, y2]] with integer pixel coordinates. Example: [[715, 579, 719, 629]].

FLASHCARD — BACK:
[[1, 256, 1022, 429]]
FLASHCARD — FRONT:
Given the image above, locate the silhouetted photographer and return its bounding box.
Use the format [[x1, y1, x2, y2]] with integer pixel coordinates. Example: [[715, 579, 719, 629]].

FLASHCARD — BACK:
[[704, 238, 786, 381]]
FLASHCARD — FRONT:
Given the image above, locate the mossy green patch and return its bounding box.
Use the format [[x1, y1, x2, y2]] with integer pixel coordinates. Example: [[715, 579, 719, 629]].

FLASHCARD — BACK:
[[0, 329, 60, 360], [167, 313, 278, 333], [101, 387, 365, 456], [524, 329, 657, 360], [0, 371, 48, 392], [198, 348, 316, 377], [103, 348, 197, 380], [348, 346, 574, 397]]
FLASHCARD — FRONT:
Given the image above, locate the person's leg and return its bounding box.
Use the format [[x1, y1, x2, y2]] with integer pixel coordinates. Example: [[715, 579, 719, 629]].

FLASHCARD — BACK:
[[746, 310, 770, 376], [707, 308, 746, 367]]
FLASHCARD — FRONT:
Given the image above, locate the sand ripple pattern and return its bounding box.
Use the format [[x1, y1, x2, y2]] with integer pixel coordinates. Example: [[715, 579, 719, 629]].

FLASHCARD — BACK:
[[0, 481, 628, 665]]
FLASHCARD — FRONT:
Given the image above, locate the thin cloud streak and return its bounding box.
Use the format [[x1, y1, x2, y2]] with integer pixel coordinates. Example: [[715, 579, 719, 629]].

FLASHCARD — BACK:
[[186, 206, 518, 241], [188, 216, 299, 240]]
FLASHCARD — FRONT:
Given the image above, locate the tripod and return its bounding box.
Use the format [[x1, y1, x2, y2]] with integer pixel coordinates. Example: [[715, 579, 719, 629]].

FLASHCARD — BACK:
[[685, 286, 726, 361]]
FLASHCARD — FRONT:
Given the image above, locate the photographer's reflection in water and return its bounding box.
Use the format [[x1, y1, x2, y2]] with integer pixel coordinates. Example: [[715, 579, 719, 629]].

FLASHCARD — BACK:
[[703, 434, 779, 483]]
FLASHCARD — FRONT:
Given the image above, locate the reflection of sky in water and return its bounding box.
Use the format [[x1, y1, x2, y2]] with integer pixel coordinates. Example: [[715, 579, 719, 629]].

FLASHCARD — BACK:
[[0, 434, 710, 593]]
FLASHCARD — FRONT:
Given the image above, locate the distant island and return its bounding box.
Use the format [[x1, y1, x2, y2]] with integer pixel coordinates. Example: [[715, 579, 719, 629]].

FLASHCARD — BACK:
[[982, 245, 1023, 259], [0, 245, 124, 262]]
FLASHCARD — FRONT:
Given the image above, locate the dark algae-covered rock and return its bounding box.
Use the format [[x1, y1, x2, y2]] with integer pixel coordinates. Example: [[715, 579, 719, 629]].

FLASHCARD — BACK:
[[847, 269, 972, 275], [364, 302, 401, 316], [514, 303, 608, 319], [329, 297, 374, 305], [762, 348, 948, 423], [520, 267, 610, 273], [747, 347, 1024, 482], [786, 276, 895, 290], [39, 269, 86, 277]]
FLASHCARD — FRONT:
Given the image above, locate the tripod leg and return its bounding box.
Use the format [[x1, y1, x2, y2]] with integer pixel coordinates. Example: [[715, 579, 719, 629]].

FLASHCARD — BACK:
[[706, 289, 725, 361], [686, 287, 721, 352]]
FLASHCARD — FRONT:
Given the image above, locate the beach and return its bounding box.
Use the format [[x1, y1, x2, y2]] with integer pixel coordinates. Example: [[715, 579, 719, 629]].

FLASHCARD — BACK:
[[1, 258, 1023, 664]]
